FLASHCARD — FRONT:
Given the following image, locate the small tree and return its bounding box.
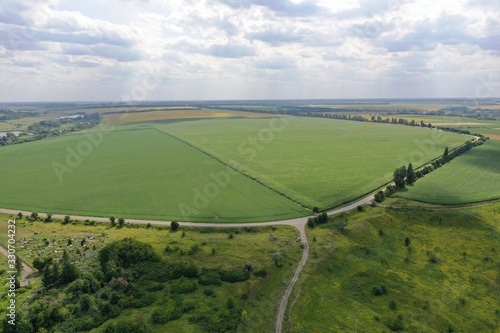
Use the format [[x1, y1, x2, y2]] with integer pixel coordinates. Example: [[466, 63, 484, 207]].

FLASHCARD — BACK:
[[404, 237, 411, 247], [30, 212, 39, 221], [63, 215, 70, 225], [312, 207, 319, 213], [170, 221, 179, 231], [17, 212, 23, 219], [406, 163, 417, 184], [444, 147, 449, 157], [109, 216, 116, 227], [117, 218, 125, 228], [307, 218, 315, 229]]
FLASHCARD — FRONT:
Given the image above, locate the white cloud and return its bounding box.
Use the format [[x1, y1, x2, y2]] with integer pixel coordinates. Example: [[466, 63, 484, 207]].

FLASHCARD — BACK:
[[0, 0, 499, 101]]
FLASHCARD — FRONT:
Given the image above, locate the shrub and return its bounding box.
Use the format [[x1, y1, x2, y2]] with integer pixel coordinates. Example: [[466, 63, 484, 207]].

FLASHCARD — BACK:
[[170, 221, 179, 231], [219, 268, 250, 283], [170, 277, 198, 294], [372, 284, 387, 296], [203, 289, 214, 296], [151, 299, 182, 324], [198, 270, 222, 286], [188, 244, 200, 255], [253, 269, 267, 277]]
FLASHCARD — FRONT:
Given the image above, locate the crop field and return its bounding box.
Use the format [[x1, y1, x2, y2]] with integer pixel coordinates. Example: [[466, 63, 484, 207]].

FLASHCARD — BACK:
[[0, 213, 303, 333], [307, 103, 445, 111], [0, 112, 471, 221], [102, 108, 283, 124], [288, 203, 500, 332], [0, 126, 306, 222], [161, 116, 468, 209], [395, 140, 500, 205]]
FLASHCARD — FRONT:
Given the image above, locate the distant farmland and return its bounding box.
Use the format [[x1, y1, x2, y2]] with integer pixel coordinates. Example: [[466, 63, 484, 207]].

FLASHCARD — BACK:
[[161, 116, 468, 209], [0, 126, 306, 222], [0, 111, 471, 221], [395, 140, 500, 204]]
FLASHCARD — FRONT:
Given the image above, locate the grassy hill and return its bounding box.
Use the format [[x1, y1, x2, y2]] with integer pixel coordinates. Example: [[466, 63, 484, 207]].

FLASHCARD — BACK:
[[288, 203, 500, 332], [0, 213, 303, 333]]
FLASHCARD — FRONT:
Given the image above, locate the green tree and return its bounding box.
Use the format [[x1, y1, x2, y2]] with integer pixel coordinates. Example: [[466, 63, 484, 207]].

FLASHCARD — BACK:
[[60, 260, 79, 285], [63, 215, 70, 224], [444, 147, 449, 157], [109, 216, 116, 227], [307, 218, 315, 228], [406, 163, 417, 184], [393, 166, 407, 189], [117, 218, 125, 228], [170, 221, 179, 231]]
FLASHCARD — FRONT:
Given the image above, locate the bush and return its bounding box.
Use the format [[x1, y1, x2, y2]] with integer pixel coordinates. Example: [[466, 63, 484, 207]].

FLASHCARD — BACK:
[[203, 289, 214, 296], [253, 269, 267, 277], [170, 221, 179, 231], [372, 284, 387, 296], [198, 270, 222, 286], [307, 218, 315, 229], [219, 268, 250, 283], [188, 244, 200, 255], [151, 299, 182, 324], [170, 277, 198, 294]]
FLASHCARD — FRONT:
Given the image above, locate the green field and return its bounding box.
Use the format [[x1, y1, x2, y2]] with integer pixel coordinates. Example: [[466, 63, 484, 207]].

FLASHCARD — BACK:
[[0, 115, 470, 221], [161, 117, 468, 209], [288, 203, 500, 332], [0, 127, 306, 222], [395, 140, 500, 205]]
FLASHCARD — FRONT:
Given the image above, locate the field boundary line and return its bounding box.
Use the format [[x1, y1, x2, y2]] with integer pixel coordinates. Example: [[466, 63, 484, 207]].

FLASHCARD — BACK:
[[150, 126, 311, 212]]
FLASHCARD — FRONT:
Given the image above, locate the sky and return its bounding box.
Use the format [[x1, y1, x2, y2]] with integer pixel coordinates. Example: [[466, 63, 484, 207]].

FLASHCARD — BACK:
[[0, 0, 499, 102]]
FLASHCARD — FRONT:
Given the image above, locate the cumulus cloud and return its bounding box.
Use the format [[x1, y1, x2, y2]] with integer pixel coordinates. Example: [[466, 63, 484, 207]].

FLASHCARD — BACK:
[[0, 0, 499, 101]]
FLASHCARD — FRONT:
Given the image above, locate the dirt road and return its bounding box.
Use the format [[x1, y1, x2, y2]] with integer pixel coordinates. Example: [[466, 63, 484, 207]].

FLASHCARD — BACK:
[[0, 193, 375, 333]]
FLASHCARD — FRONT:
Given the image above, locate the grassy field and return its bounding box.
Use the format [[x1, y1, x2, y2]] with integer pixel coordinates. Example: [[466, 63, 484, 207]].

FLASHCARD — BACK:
[[394, 140, 500, 205], [0, 213, 304, 332], [102, 108, 283, 124], [288, 203, 500, 333], [0, 126, 307, 222], [161, 116, 468, 210]]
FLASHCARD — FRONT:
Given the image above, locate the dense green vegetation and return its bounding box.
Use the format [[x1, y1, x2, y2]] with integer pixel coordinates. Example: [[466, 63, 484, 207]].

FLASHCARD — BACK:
[[0, 213, 303, 332], [289, 203, 500, 332], [396, 140, 500, 204], [161, 116, 467, 209], [0, 127, 306, 222]]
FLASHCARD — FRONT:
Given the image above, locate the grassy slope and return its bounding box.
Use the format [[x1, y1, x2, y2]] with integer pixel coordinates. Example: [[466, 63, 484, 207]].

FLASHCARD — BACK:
[[0, 126, 306, 222], [396, 140, 500, 205], [161, 117, 468, 209], [0, 213, 304, 333], [289, 203, 500, 333]]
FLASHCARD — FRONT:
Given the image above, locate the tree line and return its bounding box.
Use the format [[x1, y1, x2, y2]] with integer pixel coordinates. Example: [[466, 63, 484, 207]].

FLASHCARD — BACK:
[[375, 139, 486, 203]]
